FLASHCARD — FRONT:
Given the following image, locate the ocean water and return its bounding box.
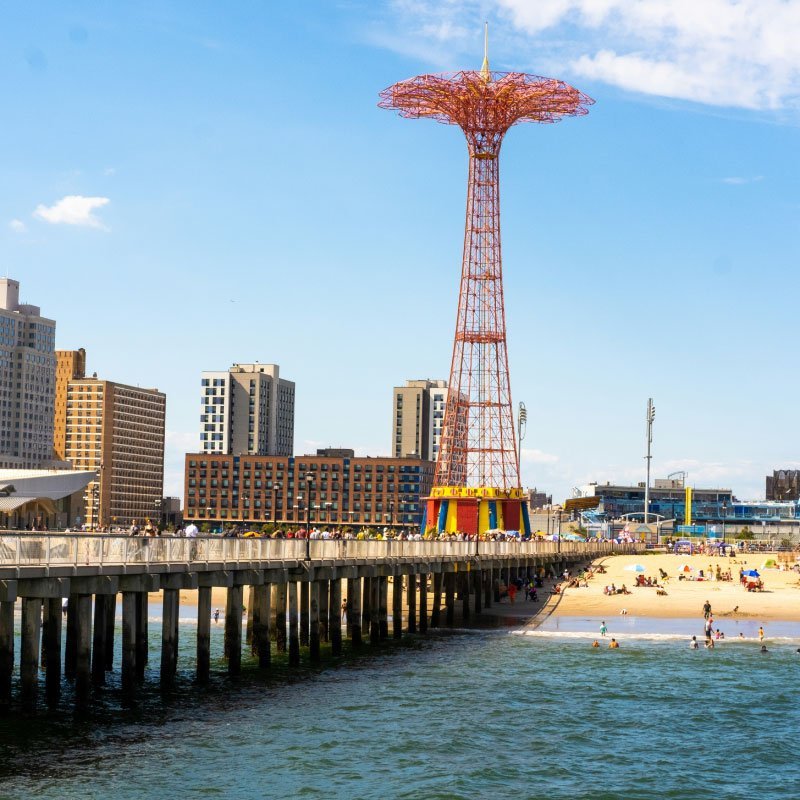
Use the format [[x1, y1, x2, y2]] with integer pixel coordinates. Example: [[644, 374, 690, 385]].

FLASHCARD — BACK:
[[1, 613, 799, 800]]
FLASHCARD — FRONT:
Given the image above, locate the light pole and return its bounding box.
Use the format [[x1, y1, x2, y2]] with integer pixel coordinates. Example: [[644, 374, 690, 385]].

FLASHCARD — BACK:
[[644, 397, 655, 525], [305, 473, 313, 560], [517, 401, 527, 488], [557, 509, 562, 554], [272, 482, 282, 527]]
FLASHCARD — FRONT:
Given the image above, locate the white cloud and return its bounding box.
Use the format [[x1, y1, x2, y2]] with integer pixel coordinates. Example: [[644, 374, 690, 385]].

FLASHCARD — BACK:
[[33, 195, 110, 229], [521, 447, 559, 465], [722, 176, 764, 185], [380, 0, 800, 111], [8, 219, 26, 233]]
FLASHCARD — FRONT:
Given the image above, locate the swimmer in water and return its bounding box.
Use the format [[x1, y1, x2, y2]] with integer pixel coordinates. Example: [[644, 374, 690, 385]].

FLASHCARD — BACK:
[[609, 638, 620, 649], [689, 636, 698, 649], [592, 640, 600, 648], [760, 645, 768, 653]]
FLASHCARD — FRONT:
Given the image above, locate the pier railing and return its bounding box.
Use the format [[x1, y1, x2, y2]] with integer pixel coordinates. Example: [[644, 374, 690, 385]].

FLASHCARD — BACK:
[[0, 534, 642, 568]]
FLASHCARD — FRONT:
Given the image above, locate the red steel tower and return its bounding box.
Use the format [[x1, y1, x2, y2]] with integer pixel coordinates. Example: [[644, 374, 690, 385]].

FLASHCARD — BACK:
[[380, 34, 592, 535]]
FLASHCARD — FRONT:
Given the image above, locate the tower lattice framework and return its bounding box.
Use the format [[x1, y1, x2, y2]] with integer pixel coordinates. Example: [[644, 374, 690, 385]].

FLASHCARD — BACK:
[[380, 64, 592, 497]]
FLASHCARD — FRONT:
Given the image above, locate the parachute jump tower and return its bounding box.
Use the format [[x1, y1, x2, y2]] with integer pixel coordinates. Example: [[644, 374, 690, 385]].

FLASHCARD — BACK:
[[379, 29, 592, 535]]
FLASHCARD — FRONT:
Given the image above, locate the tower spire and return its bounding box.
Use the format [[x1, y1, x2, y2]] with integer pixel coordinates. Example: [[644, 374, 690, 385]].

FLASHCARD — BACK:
[[480, 21, 490, 81]]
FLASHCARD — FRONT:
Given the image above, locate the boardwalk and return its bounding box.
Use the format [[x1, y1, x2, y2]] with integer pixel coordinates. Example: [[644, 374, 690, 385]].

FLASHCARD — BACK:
[[0, 534, 642, 713]]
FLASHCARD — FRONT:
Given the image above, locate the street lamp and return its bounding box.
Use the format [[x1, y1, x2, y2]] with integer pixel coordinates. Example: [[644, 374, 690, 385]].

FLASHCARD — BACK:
[[517, 401, 527, 487], [557, 509, 562, 554], [272, 482, 282, 526], [305, 472, 313, 560]]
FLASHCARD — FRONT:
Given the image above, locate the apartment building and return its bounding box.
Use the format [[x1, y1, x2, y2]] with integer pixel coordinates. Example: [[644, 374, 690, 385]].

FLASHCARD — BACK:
[[200, 363, 294, 456], [0, 278, 57, 469], [391, 379, 448, 460], [57, 364, 166, 527], [184, 452, 433, 529]]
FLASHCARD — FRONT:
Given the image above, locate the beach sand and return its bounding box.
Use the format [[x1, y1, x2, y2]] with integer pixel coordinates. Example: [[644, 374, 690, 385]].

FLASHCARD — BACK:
[[539, 551, 800, 622]]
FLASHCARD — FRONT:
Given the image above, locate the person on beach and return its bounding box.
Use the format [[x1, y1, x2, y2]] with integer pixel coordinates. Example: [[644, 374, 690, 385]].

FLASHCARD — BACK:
[[508, 582, 517, 604], [341, 598, 348, 623], [609, 638, 620, 649], [690, 636, 698, 649], [703, 600, 712, 619], [213, 608, 220, 624], [759, 626, 764, 642], [600, 621, 608, 637]]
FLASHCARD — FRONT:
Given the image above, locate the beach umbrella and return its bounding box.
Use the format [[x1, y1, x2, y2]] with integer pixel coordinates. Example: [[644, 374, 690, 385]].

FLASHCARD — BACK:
[[761, 559, 777, 569], [743, 569, 760, 578], [624, 564, 646, 572], [677, 563, 693, 572]]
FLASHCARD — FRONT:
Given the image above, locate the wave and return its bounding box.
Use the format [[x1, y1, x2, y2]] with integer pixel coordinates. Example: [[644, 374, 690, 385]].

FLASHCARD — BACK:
[[512, 630, 800, 643]]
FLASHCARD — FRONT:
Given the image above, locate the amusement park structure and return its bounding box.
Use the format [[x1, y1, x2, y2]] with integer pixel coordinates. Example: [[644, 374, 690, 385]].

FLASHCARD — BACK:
[[379, 29, 592, 535]]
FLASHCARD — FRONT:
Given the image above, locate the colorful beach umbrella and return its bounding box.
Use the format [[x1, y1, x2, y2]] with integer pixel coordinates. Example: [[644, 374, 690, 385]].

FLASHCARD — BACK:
[[677, 563, 693, 572], [743, 569, 760, 578], [624, 564, 646, 572]]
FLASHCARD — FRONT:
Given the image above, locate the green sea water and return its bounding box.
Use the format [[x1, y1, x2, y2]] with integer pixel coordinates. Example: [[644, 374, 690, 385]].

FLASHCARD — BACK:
[[1, 614, 799, 799]]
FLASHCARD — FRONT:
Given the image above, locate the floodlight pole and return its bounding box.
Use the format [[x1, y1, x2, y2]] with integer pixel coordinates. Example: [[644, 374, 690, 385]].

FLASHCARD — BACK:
[[644, 398, 655, 525]]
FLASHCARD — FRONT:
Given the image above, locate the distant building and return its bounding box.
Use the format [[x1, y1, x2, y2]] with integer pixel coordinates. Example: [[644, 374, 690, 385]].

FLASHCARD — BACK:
[[392, 379, 448, 460], [184, 452, 433, 529], [54, 349, 86, 461], [528, 488, 552, 510], [766, 470, 800, 502], [55, 358, 166, 527], [578, 479, 733, 524], [0, 278, 57, 469], [200, 363, 294, 456]]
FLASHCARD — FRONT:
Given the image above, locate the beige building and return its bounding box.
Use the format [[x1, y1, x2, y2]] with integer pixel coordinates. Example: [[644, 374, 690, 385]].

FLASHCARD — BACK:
[[392, 379, 448, 460], [0, 278, 57, 469], [200, 363, 294, 456], [55, 352, 166, 527], [54, 348, 86, 460]]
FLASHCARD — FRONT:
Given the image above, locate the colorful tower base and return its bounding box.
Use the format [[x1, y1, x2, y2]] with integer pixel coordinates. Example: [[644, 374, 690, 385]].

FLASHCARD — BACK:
[[421, 486, 531, 537]]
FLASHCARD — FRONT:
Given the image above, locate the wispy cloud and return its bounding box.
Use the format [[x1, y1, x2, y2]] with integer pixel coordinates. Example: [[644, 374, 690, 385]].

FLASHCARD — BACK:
[[721, 176, 764, 185], [522, 447, 559, 465], [33, 195, 110, 229], [8, 219, 26, 233], [376, 0, 800, 111]]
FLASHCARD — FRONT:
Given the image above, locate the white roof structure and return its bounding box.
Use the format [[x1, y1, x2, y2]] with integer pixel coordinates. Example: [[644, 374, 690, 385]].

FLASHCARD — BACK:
[[0, 468, 95, 511]]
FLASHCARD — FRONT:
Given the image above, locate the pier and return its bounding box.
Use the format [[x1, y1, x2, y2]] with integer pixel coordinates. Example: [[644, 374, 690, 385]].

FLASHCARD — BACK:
[[0, 535, 640, 712]]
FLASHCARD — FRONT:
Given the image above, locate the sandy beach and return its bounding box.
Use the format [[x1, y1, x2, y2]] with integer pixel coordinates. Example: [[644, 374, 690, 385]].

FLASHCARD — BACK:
[[539, 551, 800, 622]]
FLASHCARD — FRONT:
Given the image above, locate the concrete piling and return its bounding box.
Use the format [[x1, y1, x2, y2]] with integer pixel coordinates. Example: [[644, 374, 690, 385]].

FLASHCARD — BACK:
[[274, 583, 287, 653], [473, 569, 482, 614], [319, 579, 329, 643], [378, 576, 389, 641], [92, 593, 108, 686], [444, 571, 456, 627], [329, 578, 342, 656], [0, 599, 14, 710], [44, 598, 62, 707], [288, 581, 300, 667], [135, 591, 148, 681], [431, 573, 442, 627], [160, 589, 180, 686], [369, 576, 380, 644], [196, 586, 212, 681], [75, 594, 92, 704], [224, 585, 243, 675], [392, 574, 403, 640], [121, 592, 137, 695], [64, 595, 77, 680], [252, 584, 271, 668], [419, 573, 428, 633], [460, 571, 470, 622], [309, 582, 320, 663], [347, 578, 362, 647], [104, 594, 116, 671], [300, 581, 310, 647], [407, 574, 417, 634], [20, 598, 42, 710], [362, 576, 372, 635]]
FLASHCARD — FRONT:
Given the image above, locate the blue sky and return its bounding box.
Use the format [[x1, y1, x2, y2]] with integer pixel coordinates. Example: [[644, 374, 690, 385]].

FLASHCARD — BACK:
[[2, 1, 799, 502]]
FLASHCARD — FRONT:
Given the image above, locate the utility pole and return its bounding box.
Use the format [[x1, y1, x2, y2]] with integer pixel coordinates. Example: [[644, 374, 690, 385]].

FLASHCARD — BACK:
[[644, 398, 655, 525]]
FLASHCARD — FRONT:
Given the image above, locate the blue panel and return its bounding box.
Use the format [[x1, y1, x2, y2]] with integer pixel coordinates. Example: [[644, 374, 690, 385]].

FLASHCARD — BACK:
[[437, 501, 448, 531], [419, 506, 427, 535], [488, 501, 497, 530], [521, 503, 532, 535]]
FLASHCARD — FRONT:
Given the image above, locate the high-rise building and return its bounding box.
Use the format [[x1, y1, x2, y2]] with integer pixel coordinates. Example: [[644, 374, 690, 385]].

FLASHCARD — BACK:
[[199, 363, 294, 456], [56, 360, 166, 527], [392, 379, 448, 460], [54, 348, 86, 461], [0, 278, 57, 469]]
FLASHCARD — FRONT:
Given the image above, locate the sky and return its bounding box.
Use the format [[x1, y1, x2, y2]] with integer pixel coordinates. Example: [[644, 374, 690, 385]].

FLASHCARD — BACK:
[[2, 0, 799, 503]]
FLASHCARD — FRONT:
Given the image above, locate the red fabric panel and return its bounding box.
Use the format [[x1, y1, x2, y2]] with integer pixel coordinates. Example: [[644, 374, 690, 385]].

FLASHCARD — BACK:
[[456, 500, 479, 535], [503, 500, 521, 531]]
